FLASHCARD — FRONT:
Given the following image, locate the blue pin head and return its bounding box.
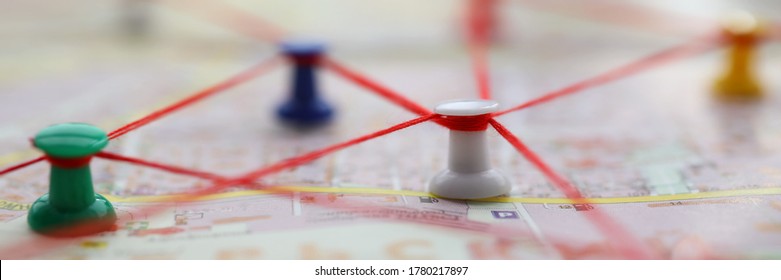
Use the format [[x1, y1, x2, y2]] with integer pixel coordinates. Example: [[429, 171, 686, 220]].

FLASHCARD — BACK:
[[280, 39, 326, 57]]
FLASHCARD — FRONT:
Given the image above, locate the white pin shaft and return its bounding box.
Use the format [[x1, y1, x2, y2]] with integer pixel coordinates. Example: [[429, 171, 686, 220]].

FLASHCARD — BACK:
[[448, 130, 491, 173]]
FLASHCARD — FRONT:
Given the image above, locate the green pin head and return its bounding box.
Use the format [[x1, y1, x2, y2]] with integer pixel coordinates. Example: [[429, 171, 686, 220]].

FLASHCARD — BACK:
[[28, 123, 116, 237], [34, 123, 109, 158]]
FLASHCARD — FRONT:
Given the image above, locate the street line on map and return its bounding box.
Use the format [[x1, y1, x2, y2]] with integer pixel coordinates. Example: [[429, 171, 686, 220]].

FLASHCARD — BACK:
[[515, 203, 563, 259], [2, 186, 778, 212], [96, 186, 781, 205], [292, 192, 302, 216]]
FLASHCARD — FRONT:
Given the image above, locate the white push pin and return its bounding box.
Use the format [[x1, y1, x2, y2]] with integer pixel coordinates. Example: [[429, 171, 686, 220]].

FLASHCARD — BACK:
[[429, 99, 511, 199]]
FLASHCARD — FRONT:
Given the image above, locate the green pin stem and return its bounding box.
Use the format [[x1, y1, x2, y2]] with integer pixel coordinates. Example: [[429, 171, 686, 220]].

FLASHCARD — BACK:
[[28, 123, 117, 236], [49, 165, 96, 211]]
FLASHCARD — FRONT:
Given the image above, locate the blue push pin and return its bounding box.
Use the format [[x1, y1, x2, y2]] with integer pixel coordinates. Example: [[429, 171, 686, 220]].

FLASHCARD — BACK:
[[277, 39, 334, 127]]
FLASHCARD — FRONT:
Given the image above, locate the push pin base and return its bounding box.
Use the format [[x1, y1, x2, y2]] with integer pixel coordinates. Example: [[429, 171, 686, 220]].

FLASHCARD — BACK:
[[28, 193, 117, 237], [429, 169, 511, 200], [714, 77, 762, 101], [276, 100, 334, 126]]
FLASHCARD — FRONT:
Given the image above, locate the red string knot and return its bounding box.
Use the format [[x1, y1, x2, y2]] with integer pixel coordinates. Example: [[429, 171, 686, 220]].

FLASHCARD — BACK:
[[286, 54, 322, 66], [45, 156, 93, 169], [435, 113, 492, 131]]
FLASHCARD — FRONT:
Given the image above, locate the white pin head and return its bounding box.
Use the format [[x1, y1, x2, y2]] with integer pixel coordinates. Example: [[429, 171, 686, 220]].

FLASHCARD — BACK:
[[435, 99, 499, 116]]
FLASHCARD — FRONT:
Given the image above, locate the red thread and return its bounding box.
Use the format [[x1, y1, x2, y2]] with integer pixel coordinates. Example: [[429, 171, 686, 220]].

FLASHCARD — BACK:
[[216, 114, 437, 193], [0, 114, 433, 257], [466, 0, 494, 100], [489, 119, 655, 259], [45, 156, 92, 169], [0, 156, 45, 177], [108, 56, 281, 139], [104, 114, 434, 216], [1, 58, 280, 177], [94, 151, 228, 182], [489, 119, 582, 198], [0, 114, 648, 259], [322, 58, 433, 116], [469, 42, 492, 100], [466, 0, 496, 44], [0, 114, 435, 252], [493, 36, 722, 117], [436, 114, 491, 131]]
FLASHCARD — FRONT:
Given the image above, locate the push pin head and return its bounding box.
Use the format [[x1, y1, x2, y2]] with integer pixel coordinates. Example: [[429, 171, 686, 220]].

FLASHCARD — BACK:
[[34, 123, 109, 158], [429, 99, 511, 200], [28, 123, 117, 237], [276, 39, 334, 127], [435, 99, 498, 116], [280, 39, 326, 59], [720, 10, 763, 40]]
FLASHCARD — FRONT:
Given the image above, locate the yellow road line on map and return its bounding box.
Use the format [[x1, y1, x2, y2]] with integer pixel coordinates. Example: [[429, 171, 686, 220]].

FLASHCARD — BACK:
[[103, 186, 781, 205], [5, 187, 780, 211]]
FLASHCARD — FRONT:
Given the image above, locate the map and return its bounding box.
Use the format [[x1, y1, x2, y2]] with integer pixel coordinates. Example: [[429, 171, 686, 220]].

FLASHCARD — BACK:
[[0, 0, 780, 259]]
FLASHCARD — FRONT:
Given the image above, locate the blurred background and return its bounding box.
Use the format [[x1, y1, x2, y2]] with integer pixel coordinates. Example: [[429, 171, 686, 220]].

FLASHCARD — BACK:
[[1, 1, 781, 260]]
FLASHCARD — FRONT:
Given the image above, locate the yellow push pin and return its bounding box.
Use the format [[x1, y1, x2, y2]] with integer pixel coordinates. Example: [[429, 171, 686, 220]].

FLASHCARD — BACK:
[[713, 11, 766, 101]]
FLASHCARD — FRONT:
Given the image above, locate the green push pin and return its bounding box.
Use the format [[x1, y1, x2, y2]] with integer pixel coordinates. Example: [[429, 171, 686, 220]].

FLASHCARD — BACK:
[[28, 123, 117, 237]]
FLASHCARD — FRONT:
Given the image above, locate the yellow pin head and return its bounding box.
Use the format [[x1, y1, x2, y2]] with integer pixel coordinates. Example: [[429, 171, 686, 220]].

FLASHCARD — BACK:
[[719, 11, 765, 42]]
